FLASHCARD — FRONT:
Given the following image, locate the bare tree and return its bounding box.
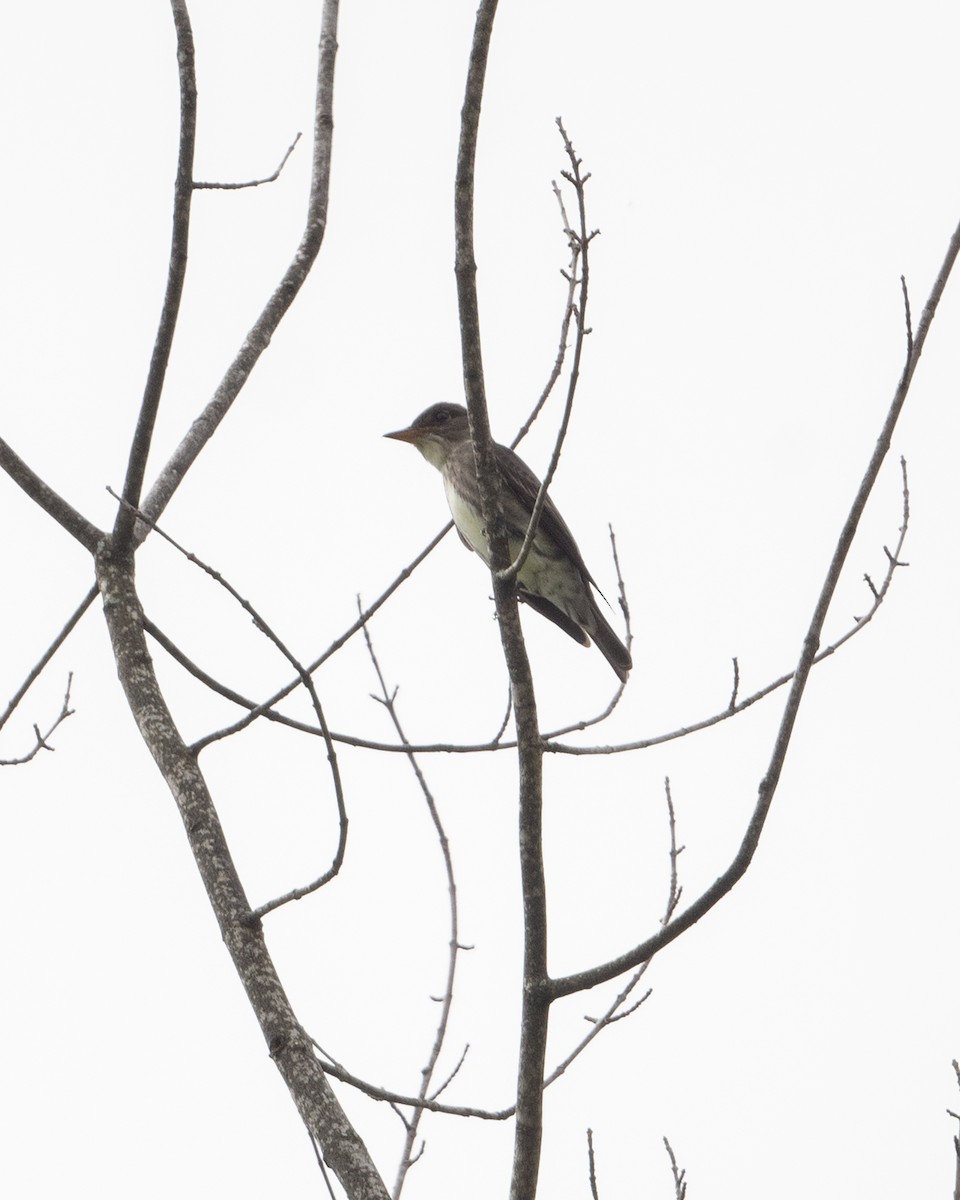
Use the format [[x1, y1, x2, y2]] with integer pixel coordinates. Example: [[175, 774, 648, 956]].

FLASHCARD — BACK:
[[2, 4, 957, 1198]]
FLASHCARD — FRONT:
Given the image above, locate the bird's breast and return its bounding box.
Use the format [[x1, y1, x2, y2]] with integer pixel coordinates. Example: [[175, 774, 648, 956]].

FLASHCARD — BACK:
[[444, 474, 491, 564]]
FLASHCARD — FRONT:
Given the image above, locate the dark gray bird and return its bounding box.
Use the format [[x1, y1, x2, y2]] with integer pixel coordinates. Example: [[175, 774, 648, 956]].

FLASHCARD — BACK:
[[385, 403, 631, 682]]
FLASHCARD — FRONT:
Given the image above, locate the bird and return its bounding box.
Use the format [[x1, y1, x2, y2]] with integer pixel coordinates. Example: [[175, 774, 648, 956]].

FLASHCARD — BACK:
[[384, 402, 632, 682]]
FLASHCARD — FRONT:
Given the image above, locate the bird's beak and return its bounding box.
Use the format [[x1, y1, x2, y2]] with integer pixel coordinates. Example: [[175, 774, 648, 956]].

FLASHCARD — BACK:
[[383, 425, 421, 444]]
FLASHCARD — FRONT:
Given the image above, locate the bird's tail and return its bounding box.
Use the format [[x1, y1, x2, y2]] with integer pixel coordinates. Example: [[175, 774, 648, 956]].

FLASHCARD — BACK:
[[586, 597, 632, 683]]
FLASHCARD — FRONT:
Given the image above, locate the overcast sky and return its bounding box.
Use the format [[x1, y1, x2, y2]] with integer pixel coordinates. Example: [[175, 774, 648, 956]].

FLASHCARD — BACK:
[[2, 3, 959, 1197]]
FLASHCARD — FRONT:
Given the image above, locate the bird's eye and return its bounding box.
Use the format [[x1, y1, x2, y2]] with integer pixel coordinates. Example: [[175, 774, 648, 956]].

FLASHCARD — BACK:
[[435, 408, 449, 423]]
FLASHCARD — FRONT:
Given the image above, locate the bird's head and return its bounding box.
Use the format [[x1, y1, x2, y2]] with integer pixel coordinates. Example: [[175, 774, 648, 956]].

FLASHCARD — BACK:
[[384, 403, 471, 469]]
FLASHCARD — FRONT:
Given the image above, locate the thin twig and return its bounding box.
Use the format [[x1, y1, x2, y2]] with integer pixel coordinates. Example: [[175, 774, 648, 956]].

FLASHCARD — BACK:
[[307, 1132, 337, 1200], [663, 1136, 688, 1200], [728, 657, 740, 712], [497, 120, 595, 586], [900, 274, 913, 361], [0, 674, 75, 766], [547, 459, 913, 756], [508, 181, 580, 450], [356, 605, 463, 1200], [0, 586, 95, 737], [314, 1050, 514, 1118], [490, 691, 513, 743], [190, 523, 453, 752], [194, 131, 302, 189], [950, 1059, 960, 1200], [540, 779, 681, 1085], [586, 1129, 600, 1200]]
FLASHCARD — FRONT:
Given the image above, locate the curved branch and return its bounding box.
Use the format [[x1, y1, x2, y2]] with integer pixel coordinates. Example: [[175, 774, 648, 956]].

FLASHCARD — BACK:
[[109, 493, 349, 919], [194, 130, 302, 189]]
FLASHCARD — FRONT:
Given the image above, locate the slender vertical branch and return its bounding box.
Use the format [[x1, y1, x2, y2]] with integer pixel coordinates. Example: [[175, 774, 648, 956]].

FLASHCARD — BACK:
[[950, 1059, 960, 1200], [356, 614, 462, 1200], [113, 0, 197, 548], [497, 123, 592, 586], [452, 4, 550, 1198]]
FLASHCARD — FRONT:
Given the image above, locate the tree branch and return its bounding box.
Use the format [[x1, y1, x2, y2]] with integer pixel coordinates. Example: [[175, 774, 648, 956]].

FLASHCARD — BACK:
[[549, 213, 960, 1000], [356, 613, 463, 1200], [113, 0, 197, 549], [0, 673, 75, 766], [0, 586, 96, 739], [0, 438, 102, 552], [194, 130, 302, 189], [137, 1, 339, 533], [497, 120, 593, 587], [108, 491, 349, 920], [453, 5, 551, 1199], [94, 539, 386, 1199]]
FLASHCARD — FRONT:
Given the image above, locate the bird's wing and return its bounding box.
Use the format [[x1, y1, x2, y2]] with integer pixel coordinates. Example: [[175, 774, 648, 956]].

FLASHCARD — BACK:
[[494, 442, 597, 587]]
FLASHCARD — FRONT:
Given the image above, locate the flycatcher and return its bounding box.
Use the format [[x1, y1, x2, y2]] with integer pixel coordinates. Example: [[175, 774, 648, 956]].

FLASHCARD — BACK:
[[385, 403, 632, 682]]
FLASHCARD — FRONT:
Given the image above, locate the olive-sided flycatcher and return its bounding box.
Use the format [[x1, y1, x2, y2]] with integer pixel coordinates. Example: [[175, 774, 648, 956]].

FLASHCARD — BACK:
[[385, 403, 632, 682]]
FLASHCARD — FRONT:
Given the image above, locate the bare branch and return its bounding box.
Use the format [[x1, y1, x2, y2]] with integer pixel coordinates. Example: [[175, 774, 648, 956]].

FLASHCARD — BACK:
[[498, 122, 593, 586], [540, 780, 681, 1085], [189, 523, 453, 752], [136, 5, 339, 534], [113, 0, 197, 549], [93, 531, 386, 1198], [586, 1129, 600, 1200], [427, 1044, 471, 1103], [507, 182, 581, 451], [728, 656, 740, 712], [108, 490, 349, 920], [313, 786, 686, 1133], [309, 1132, 338, 1200], [355, 607, 463, 1199], [549, 211, 960, 999], [547, 458, 912, 756], [663, 1137, 688, 1200], [950, 1059, 960, 1200], [0, 673, 75, 766], [0, 438, 102, 552], [314, 1049, 514, 1119], [194, 131, 302, 189], [900, 274, 913, 361], [454, 6, 553, 1198], [0, 586, 96, 738]]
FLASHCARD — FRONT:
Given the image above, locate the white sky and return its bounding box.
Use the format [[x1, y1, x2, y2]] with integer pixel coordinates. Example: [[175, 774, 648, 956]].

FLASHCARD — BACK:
[[2, 2, 959, 1197]]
